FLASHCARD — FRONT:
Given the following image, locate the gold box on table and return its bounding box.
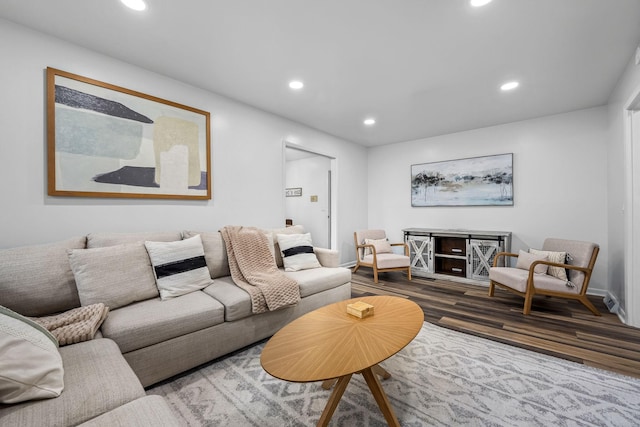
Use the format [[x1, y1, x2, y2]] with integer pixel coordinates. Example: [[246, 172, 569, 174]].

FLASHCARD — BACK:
[[347, 301, 374, 318]]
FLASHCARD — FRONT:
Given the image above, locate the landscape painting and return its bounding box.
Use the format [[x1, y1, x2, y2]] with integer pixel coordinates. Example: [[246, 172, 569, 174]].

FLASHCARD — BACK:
[[411, 153, 513, 207], [47, 67, 211, 200]]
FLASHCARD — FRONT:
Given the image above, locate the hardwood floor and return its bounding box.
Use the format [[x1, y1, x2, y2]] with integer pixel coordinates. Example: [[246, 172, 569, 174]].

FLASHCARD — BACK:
[[350, 269, 640, 379]]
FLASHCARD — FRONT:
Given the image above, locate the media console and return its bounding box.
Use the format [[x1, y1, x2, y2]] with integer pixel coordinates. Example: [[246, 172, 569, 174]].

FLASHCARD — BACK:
[[402, 228, 511, 283]]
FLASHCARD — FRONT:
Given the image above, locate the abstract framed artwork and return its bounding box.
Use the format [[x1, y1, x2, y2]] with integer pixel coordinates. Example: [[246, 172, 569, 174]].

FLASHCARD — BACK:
[[411, 153, 513, 207], [47, 67, 211, 200]]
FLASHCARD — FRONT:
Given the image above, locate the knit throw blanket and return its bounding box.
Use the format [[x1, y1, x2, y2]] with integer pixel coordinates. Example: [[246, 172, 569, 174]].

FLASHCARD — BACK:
[[31, 303, 109, 346], [220, 226, 300, 313]]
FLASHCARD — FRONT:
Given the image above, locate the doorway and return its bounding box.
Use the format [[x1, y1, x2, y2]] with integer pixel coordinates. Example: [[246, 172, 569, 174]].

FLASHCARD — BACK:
[[283, 143, 336, 249]]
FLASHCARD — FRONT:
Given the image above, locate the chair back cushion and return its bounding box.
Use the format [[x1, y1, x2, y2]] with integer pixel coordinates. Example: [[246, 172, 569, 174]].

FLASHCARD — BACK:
[[542, 238, 598, 290], [355, 230, 387, 259]]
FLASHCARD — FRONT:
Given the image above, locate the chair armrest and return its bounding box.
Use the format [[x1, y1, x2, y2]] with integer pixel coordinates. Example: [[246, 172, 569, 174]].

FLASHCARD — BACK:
[[493, 251, 519, 267], [356, 243, 378, 262], [528, 260, 591, 274], [314, 247, 339, 268]]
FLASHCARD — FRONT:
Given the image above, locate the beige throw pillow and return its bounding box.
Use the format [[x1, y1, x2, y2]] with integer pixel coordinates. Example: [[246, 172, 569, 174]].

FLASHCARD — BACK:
[[364, 238, 393, 256], [529, 248, 568, 281], [516, 250, 549, 274], [0, 306, 64, 404], [69, 243, 159, 309]]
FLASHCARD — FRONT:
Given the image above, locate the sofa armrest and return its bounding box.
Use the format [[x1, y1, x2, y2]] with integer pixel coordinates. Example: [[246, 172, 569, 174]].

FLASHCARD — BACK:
[[314, 247, 339, 268]]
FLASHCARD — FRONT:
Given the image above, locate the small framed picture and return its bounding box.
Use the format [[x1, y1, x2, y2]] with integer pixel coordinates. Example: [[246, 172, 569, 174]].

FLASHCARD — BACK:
[[285, 187, 302, 197]]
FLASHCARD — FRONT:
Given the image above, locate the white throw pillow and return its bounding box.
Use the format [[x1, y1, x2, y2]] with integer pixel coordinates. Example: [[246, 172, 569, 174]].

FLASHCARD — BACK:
[[276, 233, 321, 272], [529, 248, 568, 281], [68, 243, 159, 309], [363, 238, 393, 256], [145, 234, 213, 300], [0, 306, 64, 404], [515, 250, 549, 275]]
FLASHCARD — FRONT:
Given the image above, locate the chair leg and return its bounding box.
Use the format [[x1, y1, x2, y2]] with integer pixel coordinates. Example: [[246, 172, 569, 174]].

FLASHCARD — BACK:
[[488, 281, 495, 297], [373, 268, 379, 283], [407, 267, 412, 281], [523, 292, 533, 315], [353, 263, 360, 274], [579, 296, 602, 316]]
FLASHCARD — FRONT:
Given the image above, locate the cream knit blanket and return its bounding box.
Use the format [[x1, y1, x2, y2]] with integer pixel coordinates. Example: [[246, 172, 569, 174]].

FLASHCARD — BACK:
[[220, 226, 300, 313], [31, 303, 109, 346]]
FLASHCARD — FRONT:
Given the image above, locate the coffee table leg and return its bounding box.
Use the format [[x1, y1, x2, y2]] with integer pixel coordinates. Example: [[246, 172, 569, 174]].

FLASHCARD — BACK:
[[362, 367, 400, 427], [322, 364, 390, 390], [317, 374, 352, 427], [372, 364, 391, 380]]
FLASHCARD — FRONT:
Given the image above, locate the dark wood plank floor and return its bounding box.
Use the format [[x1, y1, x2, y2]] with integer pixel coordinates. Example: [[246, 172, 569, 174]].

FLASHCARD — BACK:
[[350, 269, 640, 379]]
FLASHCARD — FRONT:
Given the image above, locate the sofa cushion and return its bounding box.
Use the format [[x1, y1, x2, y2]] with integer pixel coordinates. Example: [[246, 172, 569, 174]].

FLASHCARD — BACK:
[[183, 230, 231, 279], [145, 235, 213, 300], [284, 267, 352, 298], [276, 232, 321, 272], [68, 243, 159, 309], [77, 395, 182, 427], [0, 236, 86, 317], [100, 291, 225, 353], [0, 306, 64, 404], [87, 231, 182, 248], [0, 339, 144, 427], [203, 276, 252, 321]]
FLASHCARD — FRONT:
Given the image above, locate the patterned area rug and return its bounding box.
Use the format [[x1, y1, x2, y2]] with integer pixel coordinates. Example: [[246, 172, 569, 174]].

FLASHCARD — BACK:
[[148, 322, 640, 426]]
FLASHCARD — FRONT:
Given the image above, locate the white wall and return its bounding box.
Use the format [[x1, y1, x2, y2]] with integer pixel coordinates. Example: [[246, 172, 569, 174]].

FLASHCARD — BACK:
[[285, 156, 331, 248], [367, 107, 609, 292], [0, 19, 368, 265], [607, 52, 640, 318]]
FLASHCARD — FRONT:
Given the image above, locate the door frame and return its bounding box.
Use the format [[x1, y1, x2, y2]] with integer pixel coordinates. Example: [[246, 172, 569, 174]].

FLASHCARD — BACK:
[[623, 87, 640, 327], [282, 141, 337, 249]]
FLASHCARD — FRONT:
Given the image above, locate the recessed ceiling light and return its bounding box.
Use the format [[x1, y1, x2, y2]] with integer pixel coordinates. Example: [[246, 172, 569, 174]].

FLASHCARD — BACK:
[[364, 118, 376, 126], [121, 0, 147, 11], [500, 81, 519, 91], [470, 0, 492, 7], [289, 81, 304, 90]]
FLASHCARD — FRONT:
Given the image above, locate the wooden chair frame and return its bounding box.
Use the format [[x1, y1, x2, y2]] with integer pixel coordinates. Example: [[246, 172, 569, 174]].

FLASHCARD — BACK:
[[488, 247, 600, 315], [352, 232, 412, 283]]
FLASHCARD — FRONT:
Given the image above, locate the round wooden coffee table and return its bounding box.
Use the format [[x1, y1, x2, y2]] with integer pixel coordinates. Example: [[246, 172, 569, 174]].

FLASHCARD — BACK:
[[260, 295, 424, 427]]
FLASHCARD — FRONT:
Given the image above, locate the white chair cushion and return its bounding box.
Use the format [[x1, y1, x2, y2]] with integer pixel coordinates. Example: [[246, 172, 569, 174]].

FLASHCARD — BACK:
[[363, 253, 410, 269], [490, 267, 581, 294]]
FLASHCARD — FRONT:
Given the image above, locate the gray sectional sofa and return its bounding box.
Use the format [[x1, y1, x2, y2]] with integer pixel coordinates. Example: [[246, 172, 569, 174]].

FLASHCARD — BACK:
[[0, 225, 351, 426]]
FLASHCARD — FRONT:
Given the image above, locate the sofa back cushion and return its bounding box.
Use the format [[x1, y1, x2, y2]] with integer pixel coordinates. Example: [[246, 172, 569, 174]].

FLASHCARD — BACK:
[[68, 243, 159, 309], [0, 237, 86, 317], [183, 231, 231, 279], [87, 231, 182, 248]]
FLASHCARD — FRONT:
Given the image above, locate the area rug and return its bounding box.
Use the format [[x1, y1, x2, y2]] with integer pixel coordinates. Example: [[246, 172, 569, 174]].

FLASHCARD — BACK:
[[148, 322, 640, 426]]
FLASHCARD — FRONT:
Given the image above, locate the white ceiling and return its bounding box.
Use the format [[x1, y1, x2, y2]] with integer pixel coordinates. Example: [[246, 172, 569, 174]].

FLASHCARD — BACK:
[[2, 0, 640, 147]]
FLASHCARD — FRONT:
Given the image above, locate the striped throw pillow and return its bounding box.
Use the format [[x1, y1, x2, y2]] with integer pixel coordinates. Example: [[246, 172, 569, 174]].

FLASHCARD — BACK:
[[276, 233, 321, 272], [145, 234, 213, 300]]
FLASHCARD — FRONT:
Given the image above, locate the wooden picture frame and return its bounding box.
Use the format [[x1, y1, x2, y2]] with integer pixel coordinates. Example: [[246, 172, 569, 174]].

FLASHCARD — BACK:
[[411, 153, 513, 207], [47, 67, 211, 200]]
